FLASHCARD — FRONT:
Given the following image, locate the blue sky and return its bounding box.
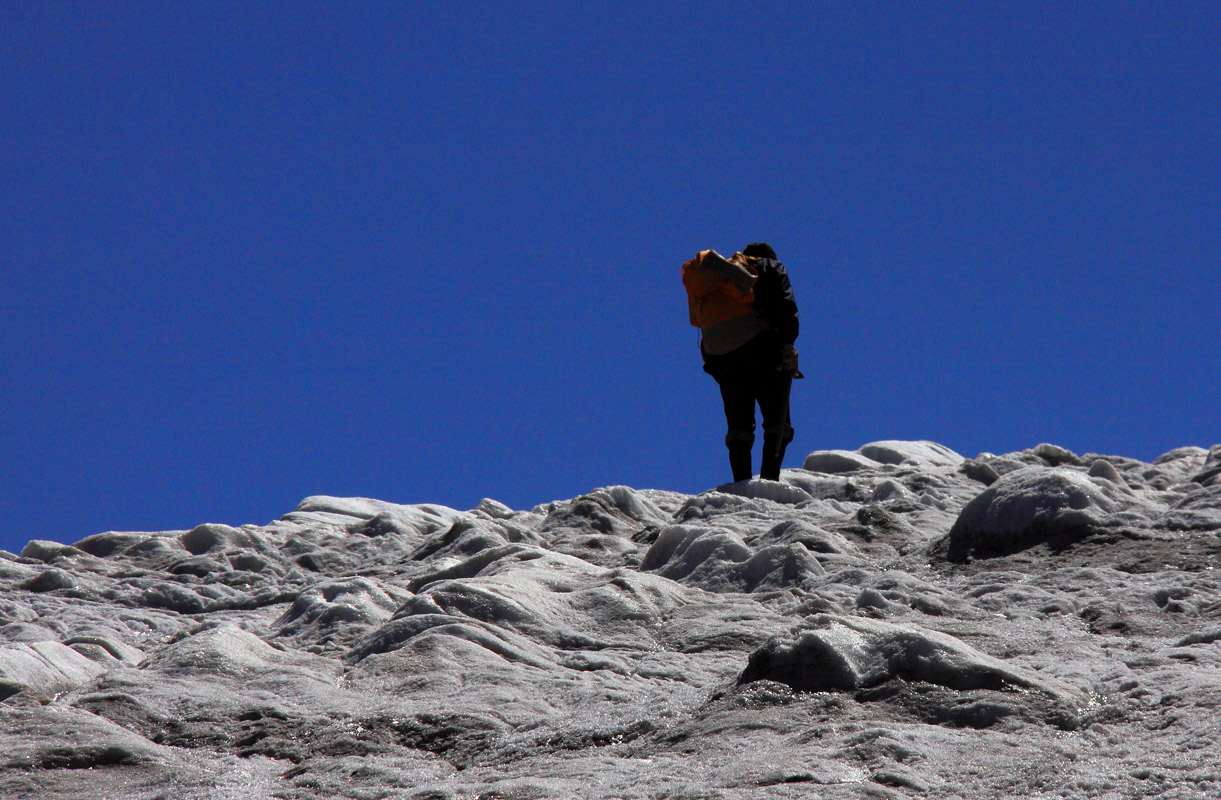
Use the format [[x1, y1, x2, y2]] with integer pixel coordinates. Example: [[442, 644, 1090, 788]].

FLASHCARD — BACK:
[[2, 2, 1217, 553]]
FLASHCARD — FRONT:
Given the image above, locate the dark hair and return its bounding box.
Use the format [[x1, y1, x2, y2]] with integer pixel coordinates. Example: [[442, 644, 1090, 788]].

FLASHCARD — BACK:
[[742, 242, 777, 260]]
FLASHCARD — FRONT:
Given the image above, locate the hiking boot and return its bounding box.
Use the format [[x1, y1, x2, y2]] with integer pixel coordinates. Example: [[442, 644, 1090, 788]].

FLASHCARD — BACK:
[[760, 435, 787, 481], [729, 443, 753, 482]]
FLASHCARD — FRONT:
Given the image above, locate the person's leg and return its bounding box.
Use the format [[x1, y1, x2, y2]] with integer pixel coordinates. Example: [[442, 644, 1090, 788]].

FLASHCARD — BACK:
[[757, 371, 794, 480], [718, 379, 756, 482]]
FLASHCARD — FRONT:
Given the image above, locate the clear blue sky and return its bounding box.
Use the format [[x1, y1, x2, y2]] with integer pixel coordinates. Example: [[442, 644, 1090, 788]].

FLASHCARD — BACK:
[[2, 2, 1217, 553]]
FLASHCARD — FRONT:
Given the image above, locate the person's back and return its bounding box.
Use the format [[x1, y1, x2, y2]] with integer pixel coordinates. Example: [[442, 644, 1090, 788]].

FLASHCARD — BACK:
[[683, 242, 799, 482]]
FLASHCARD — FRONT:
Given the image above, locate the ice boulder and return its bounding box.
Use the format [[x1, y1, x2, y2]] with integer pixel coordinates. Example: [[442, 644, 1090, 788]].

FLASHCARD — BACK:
[[19, 540, 83, 562], [0, 641, 107, 699], [802, 450, 882, 474], [641, 525, 752, 578], [1031, 443, 1081, 466], [942, 466, 1132, 559], [1086, 458, 1127, 485], [146, 625, 340, 681], [71, 531, 155, 558], [739, 614, 1067, 697], [641, 525, 824, 592], [858, 440, 964, 470], [21, 569, 77, 592], [180, 523, 260, 555], [1190, 444, 1221, 486]]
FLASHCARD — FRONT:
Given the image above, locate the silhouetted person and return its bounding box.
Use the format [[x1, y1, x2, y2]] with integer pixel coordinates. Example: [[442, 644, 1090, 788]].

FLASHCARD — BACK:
[[682, 242, 800, 482]]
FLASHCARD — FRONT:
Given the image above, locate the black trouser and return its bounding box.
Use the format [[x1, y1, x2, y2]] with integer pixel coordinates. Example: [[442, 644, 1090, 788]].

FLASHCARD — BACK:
[[718, 371, 793, 454], [703, 333, 795, 479]]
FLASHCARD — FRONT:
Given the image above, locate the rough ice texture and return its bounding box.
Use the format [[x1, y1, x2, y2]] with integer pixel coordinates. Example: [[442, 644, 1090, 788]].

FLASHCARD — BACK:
[[943, 466, 1139, 559], [802, 449, 883, 473], [858, 440, 965, 469], [739, 613, 1075, 702], [3, 442, 1221, 799]]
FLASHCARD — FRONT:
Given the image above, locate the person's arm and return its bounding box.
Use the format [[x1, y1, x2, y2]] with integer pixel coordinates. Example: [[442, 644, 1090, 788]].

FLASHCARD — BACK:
[[756, 260, 799, 344]]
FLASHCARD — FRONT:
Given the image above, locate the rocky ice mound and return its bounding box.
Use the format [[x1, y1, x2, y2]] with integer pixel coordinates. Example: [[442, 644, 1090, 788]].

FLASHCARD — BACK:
[[943, 466, 1137, 559], [739, 613, 1071, 696], [3, 441, 1221, 799]]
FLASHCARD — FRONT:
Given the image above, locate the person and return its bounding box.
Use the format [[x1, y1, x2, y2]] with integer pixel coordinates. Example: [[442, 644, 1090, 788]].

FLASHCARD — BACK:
[[682, 242, 799, 482]]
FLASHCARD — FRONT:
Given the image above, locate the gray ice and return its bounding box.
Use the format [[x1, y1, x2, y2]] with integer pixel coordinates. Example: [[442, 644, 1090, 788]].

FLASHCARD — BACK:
[[3, 441, 1220, 798]]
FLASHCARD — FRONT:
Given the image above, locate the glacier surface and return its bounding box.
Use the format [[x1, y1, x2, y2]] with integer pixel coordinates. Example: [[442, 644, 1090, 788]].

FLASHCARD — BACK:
[[2, 441, 1220, 799]]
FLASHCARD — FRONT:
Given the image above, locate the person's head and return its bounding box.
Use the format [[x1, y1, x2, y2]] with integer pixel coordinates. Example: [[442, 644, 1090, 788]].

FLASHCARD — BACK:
[[742, 242, 777, 261]]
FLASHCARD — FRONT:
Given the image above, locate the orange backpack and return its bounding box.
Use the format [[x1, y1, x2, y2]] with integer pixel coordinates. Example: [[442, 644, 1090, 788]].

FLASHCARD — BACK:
[[682, 250, 758, 329]]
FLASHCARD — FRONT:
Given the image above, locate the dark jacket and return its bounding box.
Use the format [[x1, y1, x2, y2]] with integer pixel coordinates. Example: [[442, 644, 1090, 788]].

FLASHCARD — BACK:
[[701, 257, 799, 378], [749, 257, 799, 345]]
